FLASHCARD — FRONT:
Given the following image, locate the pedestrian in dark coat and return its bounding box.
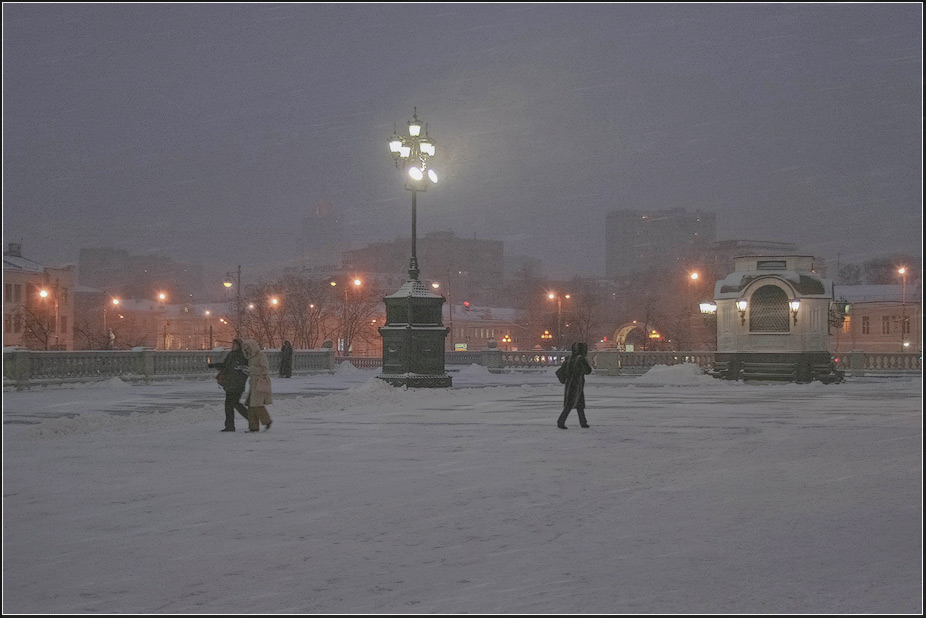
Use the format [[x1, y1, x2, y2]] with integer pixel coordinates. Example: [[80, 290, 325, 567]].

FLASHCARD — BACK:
[[557, 341, 592, 429], [208, 338, 250, 432], [280, 340, 293, 378]]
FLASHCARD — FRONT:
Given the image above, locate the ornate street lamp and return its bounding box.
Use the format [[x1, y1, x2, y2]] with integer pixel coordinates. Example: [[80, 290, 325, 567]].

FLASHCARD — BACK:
[[379, 108, 451, 388], [388, 107, 440, 281]]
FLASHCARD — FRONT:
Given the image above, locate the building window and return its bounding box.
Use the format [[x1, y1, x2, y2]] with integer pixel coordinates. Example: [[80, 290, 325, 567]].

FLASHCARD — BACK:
[[748, 285, 789, 332], [13, 314, 22, 333], [842, 316, 851, 333], [4, 284, 11, 303], [4, 313, 10, 333], [861, 316, 869, 335], [14, 284, 22, 303], [882, 316, 891, 335], [757, 260, 787, 270], [60, 316, 67, 334], [902, 317, 910, 335]]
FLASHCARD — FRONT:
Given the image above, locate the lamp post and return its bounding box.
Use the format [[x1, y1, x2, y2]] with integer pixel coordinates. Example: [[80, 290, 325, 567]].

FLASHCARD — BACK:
[[547, 292, 570, 349], [898, 267, 907, 351], [103, 297, 119, 349], [331, 278, 362, 356], [39, 283, 60, 350], [155, 292, 168, 350], [687, 271, 699, 350], [223, 265, 243, 338], [388, 107, 439, 281], [379, 109, 450, 388]]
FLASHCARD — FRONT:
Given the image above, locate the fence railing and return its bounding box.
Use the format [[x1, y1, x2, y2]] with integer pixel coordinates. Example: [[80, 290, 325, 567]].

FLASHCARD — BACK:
[[5, 348, 920, 390], [335, 356, 383, 369], [3, 348, 336, 390], [834, 352, 922, 371]]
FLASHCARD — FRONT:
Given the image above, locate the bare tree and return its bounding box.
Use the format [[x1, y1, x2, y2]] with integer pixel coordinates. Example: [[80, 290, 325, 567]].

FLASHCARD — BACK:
[[334, 280, 383, 356]]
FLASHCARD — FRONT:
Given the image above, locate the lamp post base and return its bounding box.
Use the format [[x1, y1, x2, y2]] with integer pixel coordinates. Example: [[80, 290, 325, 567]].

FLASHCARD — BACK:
[[378, 278, 451, 389], [377, 373, 452, 389]]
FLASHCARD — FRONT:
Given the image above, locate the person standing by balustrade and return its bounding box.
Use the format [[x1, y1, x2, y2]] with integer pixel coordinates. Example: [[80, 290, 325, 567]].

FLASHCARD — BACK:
[[279, 340, 293, 378]]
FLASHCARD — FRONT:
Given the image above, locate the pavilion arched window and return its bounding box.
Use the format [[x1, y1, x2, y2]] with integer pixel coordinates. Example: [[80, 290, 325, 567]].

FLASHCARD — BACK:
[[749, 285, 790, 332]]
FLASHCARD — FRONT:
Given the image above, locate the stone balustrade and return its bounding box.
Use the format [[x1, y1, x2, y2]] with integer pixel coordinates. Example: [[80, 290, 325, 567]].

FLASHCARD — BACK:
[[835, 351, 922, 372], [5, 348, 919, 390], [3, 348, 336, 390]]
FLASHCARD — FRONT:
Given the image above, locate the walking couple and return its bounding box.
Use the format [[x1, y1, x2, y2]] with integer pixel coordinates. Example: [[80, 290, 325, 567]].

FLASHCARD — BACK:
[[209, 338, 273, 433]]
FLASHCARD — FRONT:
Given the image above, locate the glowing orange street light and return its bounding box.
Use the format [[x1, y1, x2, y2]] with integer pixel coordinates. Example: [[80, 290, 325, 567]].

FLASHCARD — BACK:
[[547, 292, 571, 348]]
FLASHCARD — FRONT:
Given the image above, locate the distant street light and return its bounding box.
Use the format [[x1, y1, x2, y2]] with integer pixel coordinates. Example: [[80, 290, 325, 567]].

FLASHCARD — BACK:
[[431, 280, 454, 350], [103, 297, 120, 349], [223, 265, 243, 338], [686, 271, 700, 350], [547, 292, 570, 349]]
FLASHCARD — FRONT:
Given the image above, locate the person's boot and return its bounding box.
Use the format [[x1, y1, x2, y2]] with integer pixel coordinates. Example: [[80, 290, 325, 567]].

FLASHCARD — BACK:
[[557, 409, 569, 429], [578, 409, 590, 428], [221, 427, 235, 432]]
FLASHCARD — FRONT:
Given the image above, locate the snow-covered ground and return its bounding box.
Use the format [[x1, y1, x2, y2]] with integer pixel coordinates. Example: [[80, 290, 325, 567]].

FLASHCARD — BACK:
[[2, 364, 922, 613]]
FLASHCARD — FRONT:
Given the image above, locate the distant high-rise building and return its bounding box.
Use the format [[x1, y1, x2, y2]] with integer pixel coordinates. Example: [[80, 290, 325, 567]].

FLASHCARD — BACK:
[[78, 248, 204, 302], [605, 208, 716, 278], [298, 200, 347, 268], [342, 231, 504, 304]]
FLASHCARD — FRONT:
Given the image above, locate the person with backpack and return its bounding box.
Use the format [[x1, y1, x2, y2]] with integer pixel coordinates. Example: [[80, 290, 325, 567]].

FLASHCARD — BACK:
[[208, 338, 250, 432], [556, 341, 593, 429]]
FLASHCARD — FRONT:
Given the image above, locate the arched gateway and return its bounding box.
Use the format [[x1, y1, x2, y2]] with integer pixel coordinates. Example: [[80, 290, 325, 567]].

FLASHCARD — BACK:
[[611, 321, 663, 350]]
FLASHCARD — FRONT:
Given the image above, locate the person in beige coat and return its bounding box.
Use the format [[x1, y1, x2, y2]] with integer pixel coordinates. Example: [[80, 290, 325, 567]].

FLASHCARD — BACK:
[[241, 339, 273, 432]]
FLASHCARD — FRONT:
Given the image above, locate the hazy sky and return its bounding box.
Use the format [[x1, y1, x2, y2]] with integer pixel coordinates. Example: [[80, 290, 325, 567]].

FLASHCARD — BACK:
[[3, 3, 922, 278]]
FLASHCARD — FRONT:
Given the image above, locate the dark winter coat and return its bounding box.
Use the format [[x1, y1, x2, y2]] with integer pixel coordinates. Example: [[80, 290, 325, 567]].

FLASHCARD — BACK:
[[209, 339, 249, 394], [280, 340, 293, 378], [562, 342, 592, 410]]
